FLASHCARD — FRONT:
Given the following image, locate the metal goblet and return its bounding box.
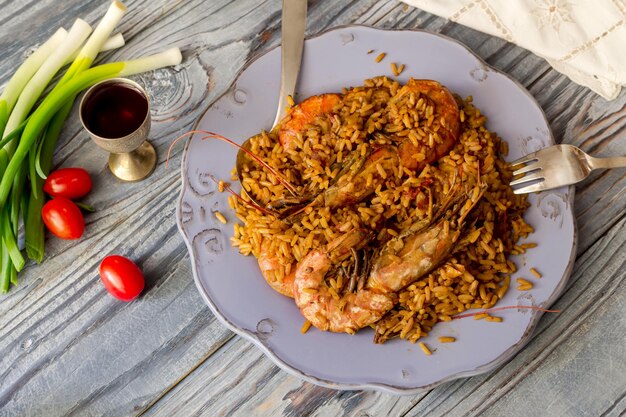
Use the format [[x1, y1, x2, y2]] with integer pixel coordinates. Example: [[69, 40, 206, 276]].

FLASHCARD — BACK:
[[79, 78, 157, 182]]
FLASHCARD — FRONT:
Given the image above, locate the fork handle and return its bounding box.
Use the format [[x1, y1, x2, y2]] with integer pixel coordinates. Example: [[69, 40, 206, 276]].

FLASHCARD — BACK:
[[589, 155, 626, 169]]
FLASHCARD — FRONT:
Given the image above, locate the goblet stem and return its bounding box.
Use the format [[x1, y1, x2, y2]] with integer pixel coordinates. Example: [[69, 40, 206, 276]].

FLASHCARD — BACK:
[[108, 140, 157, 182]]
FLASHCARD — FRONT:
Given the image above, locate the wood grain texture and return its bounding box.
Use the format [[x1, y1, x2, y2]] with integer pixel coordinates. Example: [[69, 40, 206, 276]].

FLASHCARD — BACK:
[[0, 0, 624, 416]]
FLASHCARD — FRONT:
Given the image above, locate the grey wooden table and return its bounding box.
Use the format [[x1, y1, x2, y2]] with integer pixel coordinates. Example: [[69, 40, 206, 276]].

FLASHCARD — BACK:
[[1, 1, 625, 416]]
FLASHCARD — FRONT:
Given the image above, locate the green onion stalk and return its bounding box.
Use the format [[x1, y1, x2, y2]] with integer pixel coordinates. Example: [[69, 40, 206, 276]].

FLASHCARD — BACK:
[[0, 101, 8, 139], [63, 33, 125, 67], [0, 28, 68, 129], [0, 17, 94, 291], [0, 27, 69, 196], [0, 28, 67, 292], [25, 103, 72, 262]]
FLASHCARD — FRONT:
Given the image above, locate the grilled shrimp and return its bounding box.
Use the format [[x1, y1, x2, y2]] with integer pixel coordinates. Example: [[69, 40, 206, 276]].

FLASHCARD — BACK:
[[293, 229, 396, 334], [368, 185, 485, 294], [267, 145, 400, 219], [387, 79, 460, 171], [258, 246, 296, 298], [293, 185, 485, 334], [278, 93, 341, 150]]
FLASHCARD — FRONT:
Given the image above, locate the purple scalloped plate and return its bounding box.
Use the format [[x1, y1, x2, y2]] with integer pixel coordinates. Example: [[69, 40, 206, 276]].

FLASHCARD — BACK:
[[176, 26, 576, 394]]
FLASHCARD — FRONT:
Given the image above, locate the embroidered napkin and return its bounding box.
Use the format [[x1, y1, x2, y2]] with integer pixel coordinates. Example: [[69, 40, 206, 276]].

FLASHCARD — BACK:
[[401, 0, 626, 100]]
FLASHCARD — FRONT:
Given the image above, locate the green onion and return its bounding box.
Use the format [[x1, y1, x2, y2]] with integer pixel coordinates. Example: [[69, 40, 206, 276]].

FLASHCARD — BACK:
[[0, 28, 68, 211], [0, 119, 28, 151], [101, 33, 125, 51], [64, 33, 126, 66], [0, 20, 94, 245], [0, 19, 95, 276], [0, 101, 7, 139], [0, 239, 11, 292], [2, 19, 92, 150], [0, 28, 67, 118], [25, 102, 72, 262], [1, 207, 24, 272]]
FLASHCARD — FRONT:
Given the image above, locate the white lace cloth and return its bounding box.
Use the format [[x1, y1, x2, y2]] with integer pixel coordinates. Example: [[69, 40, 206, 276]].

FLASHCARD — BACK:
[[401, 0, 626, 100]]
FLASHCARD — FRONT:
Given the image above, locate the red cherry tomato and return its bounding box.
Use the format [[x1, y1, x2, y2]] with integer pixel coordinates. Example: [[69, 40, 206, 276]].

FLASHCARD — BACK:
[[43, 168, 92, 200], [99, 255, 145, 301], [41, 197, 84, 239]]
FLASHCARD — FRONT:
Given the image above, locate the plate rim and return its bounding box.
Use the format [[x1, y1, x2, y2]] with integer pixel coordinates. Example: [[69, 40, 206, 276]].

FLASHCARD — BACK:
[[176, 24, 578, 395]]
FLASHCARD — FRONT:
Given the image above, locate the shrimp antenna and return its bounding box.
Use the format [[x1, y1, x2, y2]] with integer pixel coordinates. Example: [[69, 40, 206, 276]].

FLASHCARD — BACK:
[[453, 305, 560, 319], [205, 173, 275, 217], [167, 130, 298, 195]]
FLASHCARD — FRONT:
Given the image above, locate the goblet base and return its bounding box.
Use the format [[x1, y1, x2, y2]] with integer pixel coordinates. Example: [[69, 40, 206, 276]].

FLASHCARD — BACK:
[[108, 141, 157, 182]]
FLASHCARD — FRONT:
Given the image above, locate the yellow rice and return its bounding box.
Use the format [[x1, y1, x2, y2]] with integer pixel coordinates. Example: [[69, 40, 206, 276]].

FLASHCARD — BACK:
[[301, 320, 312, 334], [215, 211, 227, 224], [230, 76, 532, 344]]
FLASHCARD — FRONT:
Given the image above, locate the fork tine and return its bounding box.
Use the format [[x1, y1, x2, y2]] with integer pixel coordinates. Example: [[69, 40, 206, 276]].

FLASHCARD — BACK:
[[513, 181, 549, 194], [509, 172, 544, 187], [509, 152, 539, 167], [512, 162, 542, 176]]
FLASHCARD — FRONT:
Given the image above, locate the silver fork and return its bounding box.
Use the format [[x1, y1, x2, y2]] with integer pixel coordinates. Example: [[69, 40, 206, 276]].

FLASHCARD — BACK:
[[510, 144, 626, 194]]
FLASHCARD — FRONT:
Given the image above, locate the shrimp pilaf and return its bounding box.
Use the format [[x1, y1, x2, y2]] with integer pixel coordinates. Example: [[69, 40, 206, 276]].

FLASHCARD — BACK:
[[230, 76, 532, 343]]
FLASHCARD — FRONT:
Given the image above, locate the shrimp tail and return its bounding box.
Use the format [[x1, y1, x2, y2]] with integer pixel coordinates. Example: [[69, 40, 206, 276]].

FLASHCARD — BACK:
[[368, 185, 486, 294]]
